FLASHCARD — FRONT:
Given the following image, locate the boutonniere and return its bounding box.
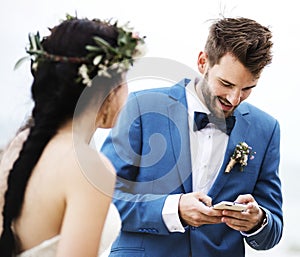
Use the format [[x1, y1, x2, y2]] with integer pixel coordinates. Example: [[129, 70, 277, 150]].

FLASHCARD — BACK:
[[225, 142, 256, 173]]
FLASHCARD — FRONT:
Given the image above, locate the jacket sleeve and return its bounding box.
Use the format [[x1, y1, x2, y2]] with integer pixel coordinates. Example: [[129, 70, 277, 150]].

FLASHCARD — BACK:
[[245, 120, 283, 250]]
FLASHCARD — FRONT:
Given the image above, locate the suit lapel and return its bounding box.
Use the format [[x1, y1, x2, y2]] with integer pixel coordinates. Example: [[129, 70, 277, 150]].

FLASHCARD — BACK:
[[208, 103, 251, 199], [167, 79, 193, 193]]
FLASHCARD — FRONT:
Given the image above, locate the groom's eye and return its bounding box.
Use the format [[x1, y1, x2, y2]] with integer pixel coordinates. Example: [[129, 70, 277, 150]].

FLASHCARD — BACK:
[[218, 79, 233, 88], [242, 85, 256, 91]]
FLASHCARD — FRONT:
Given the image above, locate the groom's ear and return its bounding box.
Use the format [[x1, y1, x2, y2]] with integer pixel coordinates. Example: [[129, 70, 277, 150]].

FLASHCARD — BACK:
[[197, 51, 208, 74]]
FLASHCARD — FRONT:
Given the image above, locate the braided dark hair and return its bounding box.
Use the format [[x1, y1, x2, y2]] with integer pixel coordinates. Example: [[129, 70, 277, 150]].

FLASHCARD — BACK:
[[0, 18, 121, 256]]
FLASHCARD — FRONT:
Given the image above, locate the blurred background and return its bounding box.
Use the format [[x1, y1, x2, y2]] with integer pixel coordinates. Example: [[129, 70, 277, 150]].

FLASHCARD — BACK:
[[1, 0, 299, 256]]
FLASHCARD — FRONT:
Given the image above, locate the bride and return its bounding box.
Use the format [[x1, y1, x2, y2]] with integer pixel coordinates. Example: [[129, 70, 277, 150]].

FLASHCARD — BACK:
[[0, 15, 145, 257]]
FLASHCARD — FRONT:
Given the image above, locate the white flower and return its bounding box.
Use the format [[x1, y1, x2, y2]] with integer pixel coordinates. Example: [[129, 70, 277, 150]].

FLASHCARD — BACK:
[[32, 62, 39, 72], [97, 70, 111, 78], [133, 42, 147, 59], [93, 55, 103, 66], [110, 63, 120, 70], [78, 64, 92, 87]]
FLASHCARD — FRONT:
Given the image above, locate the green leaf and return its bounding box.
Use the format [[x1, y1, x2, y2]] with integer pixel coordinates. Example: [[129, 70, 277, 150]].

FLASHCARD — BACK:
[[26, 50, 46, 56], [118, 33, 128, 45], [14, 56, 31, 70], [35, 32, 43, 50], [28, 33, 37, 51], [125, 49, 132, 57], [86, 45, 102, 52], [93, 36, 111, 47], [93, 36, 118, 54]]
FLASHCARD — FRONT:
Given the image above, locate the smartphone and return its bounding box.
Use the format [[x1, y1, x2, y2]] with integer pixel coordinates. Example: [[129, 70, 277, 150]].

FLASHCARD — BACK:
[[212, 201, 247, 212]]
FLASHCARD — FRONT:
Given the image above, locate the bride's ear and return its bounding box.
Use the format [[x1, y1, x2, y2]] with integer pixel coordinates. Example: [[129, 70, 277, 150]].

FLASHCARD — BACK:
[[197, 51, 208, 74]]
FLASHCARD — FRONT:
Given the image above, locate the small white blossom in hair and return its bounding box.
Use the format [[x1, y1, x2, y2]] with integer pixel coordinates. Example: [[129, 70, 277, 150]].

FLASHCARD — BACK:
[[97, 64, 111, 78], [78, 64, 92, 87]]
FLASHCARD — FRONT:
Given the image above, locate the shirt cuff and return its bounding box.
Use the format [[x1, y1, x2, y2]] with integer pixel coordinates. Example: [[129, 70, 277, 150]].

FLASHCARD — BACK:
[[240, 207, 268, 237], [162, 194, 185, 233]]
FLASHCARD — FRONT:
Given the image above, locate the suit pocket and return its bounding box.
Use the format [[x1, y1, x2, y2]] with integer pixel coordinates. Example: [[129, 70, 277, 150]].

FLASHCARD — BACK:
[[110, 247, 146, 256], [231, 162, 259, 174]]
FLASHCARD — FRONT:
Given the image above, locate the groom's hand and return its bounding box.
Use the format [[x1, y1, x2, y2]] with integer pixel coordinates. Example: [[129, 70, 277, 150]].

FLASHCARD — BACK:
[[179, 192, 223, 227], [220, 194, 266, 233]]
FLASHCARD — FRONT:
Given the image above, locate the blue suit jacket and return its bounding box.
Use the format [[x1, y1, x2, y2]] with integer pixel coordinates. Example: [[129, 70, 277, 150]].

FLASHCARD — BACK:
[[101, 79, 283, 257]]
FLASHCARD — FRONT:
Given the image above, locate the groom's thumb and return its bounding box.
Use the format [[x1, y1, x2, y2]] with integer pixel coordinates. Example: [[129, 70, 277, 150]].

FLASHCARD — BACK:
[[195, 192, 212, 207]]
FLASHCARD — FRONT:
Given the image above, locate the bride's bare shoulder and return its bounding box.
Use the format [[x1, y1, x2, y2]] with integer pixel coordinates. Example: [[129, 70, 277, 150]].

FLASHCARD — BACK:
[[58, 144, 116, 196]]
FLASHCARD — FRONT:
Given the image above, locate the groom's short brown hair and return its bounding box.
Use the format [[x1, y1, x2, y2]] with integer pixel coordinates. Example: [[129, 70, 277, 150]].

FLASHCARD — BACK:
[[204, 17, 273, 78]]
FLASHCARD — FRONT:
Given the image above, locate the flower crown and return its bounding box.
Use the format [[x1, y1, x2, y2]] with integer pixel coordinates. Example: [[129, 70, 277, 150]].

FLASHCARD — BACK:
[[15, 15, 146, 86]]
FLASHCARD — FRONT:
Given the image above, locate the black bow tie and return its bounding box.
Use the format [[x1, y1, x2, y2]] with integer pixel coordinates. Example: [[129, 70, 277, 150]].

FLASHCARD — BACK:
[[193, 111, 236, 135]]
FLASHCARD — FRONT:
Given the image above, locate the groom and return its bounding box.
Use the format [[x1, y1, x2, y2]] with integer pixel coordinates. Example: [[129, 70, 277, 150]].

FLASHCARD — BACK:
[[101, 17, 283, 257]]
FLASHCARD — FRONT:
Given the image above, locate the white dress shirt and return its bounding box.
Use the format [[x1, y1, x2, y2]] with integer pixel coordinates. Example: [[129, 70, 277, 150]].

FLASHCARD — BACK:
[[162, 80, 228, 233]]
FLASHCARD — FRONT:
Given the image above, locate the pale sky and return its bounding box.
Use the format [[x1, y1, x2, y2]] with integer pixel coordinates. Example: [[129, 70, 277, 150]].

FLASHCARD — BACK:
[[0, 0, 299, 254], [1, 0, 299, 158]]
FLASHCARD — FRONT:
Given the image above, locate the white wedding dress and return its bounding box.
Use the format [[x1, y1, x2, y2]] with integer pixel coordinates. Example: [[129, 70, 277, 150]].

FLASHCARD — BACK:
[[16, 203, 121, 257], [0, 130, 121, 257]]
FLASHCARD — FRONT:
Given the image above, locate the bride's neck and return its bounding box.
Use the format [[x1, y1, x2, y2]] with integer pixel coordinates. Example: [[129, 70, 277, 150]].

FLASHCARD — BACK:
[[56, 117, 96, 145]]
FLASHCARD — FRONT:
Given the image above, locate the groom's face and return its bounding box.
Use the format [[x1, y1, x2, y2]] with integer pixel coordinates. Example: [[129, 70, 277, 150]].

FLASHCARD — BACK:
[[199, 52, 258, 118]]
